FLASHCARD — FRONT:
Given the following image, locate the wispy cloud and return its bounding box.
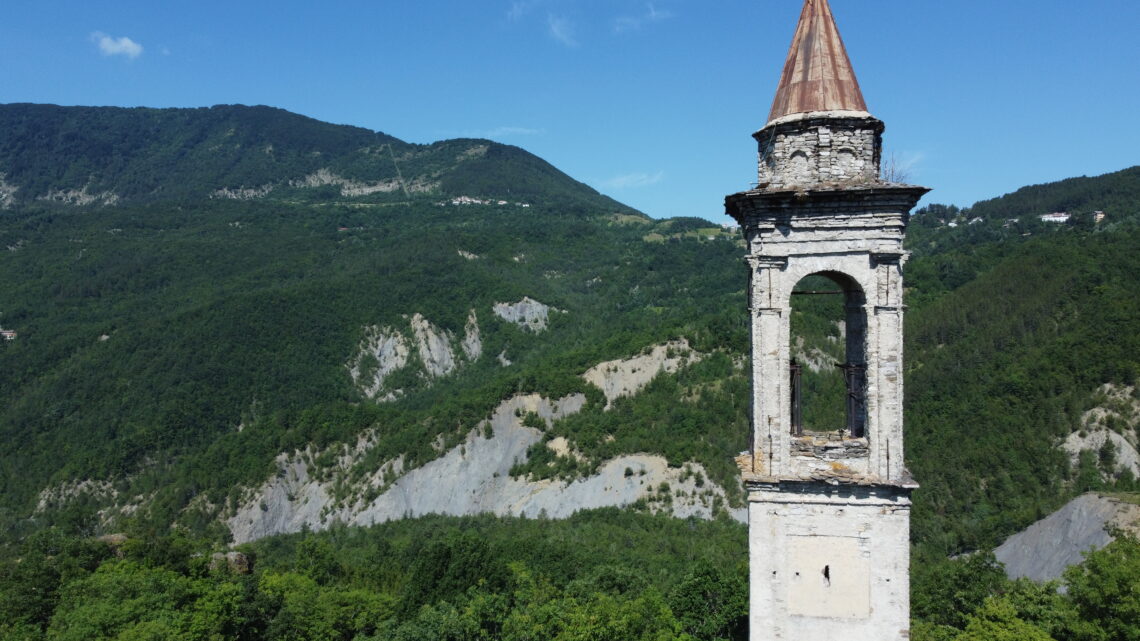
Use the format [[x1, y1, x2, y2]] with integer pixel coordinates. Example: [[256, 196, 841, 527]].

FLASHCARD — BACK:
[[466, 126, 545, 139], [91, 32, 143, 59], [547, 14, 578, 47], [614, 3, 673, 33], [507, 1, 533, 21], [602, 171, 665, 189]]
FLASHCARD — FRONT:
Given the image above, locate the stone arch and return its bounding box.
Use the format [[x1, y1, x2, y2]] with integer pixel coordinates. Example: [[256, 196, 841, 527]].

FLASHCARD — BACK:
[[788, 270, 867, 438], [787, 150, 811, 183]]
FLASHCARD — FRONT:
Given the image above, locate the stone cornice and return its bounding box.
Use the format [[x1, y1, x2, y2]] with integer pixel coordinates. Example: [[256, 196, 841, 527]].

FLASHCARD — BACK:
[[725, 183, 929, 225]]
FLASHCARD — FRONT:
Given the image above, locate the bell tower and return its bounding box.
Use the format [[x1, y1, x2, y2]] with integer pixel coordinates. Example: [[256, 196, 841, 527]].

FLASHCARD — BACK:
[[725, 1, 928, 640]]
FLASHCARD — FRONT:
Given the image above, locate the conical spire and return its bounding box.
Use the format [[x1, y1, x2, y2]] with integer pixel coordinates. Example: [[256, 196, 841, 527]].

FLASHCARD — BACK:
[[767, 0, 867, 124]]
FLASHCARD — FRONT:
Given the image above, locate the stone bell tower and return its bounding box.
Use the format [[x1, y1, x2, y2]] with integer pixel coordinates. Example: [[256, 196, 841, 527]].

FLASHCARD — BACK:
[[725, 1, 928, 640]]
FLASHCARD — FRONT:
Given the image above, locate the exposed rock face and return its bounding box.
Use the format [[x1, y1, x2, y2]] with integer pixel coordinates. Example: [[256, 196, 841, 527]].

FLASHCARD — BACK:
[[0, 173, 17, 208], [348, 311, 484, 400], [410, 313, 457, 378], [290, 167, 438, 196], [36, 479, 117, 512], [462, 310, 482, 360], [1064, 430, 1140, 477], [346, 326, 410, 400], [212, 185, 274, 200], [37, 185, 119, 206], [582, 339, 701, 409], [1062, 384, 1140, 478], [994, 493, 1140, 582], [291, 168, 400, 196], [493, 297, 557, 332], [792, 335, 838, 373], [457, 145, 488, 160], [226, 392, 744, 544]]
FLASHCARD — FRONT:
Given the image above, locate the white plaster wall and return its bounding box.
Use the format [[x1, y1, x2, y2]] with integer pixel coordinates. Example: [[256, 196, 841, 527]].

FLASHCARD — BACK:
[[748, 484, 912, 641]]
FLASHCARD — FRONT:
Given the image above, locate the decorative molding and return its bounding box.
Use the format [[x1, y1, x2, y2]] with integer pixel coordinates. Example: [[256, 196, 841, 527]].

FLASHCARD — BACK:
[[870, 252, 904, 266]]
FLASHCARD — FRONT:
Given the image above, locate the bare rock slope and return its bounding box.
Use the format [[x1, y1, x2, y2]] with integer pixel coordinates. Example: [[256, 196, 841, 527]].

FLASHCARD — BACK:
[[994, 493, 1140, 582], [227, 340, 743, 544]]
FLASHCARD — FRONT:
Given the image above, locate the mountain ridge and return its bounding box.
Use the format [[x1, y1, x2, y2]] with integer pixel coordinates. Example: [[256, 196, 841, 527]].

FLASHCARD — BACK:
[[0, 103, 634, 214]]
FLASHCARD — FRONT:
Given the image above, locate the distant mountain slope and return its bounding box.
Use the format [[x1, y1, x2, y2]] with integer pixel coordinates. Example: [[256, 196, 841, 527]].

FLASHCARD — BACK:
[[969, 165, 1140, 220], [0, 103, 630, 212], [3, 100, 1140, 564]]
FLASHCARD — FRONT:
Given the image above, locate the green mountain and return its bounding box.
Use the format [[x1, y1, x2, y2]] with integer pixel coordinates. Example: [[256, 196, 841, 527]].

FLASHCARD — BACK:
[[0, 103, 630, 212], [1, 105, 1139, 641], [0, 104, 748, 546], [2, 105, 1138, 553]]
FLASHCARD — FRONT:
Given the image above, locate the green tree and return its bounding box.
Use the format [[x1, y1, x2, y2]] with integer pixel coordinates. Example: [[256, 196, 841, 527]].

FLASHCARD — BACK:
[[954, 596, 1056, 641], [1063, 536, 1140, 641], [667, 560, 747, 641]]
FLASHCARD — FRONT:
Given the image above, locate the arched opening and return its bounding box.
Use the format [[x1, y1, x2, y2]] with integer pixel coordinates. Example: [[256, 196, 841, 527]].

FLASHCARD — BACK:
[[788, 150, 810, 182], [789, 272, 866, 438]]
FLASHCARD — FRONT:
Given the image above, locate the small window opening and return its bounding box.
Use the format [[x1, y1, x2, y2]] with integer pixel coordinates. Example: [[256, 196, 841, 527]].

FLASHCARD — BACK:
[[790, 273, 866, 438], [822, 565, 831, 586]]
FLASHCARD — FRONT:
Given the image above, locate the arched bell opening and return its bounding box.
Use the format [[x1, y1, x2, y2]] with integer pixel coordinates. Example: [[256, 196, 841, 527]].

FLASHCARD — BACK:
[[788, 271, 867, 439]]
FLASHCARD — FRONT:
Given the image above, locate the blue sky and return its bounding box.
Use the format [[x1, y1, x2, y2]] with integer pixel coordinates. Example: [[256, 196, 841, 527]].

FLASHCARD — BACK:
[[3, 1, 1138, 222]]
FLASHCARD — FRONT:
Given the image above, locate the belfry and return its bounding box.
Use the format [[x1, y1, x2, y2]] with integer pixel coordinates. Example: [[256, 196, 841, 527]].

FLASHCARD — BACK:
[[725, 1, 928, 640]]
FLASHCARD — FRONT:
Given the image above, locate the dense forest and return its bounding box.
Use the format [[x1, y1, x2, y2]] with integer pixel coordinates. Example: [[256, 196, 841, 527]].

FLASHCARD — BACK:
[[1, 105, 1138, 638], [1, 514, 1136, 640]]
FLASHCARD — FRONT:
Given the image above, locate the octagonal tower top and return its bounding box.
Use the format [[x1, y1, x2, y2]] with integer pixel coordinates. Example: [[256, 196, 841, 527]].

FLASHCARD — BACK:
[[767, 0, 869, 126]]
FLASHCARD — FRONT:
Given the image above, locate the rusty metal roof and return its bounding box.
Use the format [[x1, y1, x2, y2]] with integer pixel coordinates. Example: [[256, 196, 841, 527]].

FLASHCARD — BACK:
[[767, 0, 868, 124]]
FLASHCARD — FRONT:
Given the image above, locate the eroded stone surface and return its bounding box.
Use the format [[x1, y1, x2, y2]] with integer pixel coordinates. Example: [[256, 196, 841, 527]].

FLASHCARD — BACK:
[[410, 313, 456, 378], [995, 493, 1140, 582], [212, 185, 274, 200], [226, 393, 744, 543], [493, 297, 557, 332], [582, 339, 700, 409], [346, 326, 409, 400], [0, 173, 17, 208], [1061, 384, 1140, 477], [290, 168, 438, 196], [462, 310, 482, 360], [37, 185, 119, 206]]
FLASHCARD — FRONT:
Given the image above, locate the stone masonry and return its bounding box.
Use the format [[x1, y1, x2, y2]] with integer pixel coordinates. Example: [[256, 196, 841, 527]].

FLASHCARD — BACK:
[[725, 1, 928, 640]]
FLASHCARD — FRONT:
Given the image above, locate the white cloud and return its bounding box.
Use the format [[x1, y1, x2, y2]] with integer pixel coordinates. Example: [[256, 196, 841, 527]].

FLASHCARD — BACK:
[[91, 32, 143, 59], [547, 14, 578, 47], [602, 171, 665, 189], [507, 1, 532, 21], [614, 3, 673, 33]]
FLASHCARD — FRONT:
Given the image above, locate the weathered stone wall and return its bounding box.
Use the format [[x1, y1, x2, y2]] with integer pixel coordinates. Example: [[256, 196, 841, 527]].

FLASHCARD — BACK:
[[756, 115, 883, 190], [748, 482, 912, 641], [739, 202, 912, 483]]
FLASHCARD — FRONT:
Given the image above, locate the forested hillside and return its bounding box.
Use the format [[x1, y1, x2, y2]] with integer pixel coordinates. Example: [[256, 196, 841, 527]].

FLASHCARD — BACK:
[[1, 106, 1139, 639], [0, 103, 629, 212]]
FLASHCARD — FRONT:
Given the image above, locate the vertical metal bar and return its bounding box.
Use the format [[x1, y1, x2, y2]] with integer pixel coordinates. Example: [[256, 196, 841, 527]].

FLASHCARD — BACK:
[[842, 363, 867, 438], [790, 360, 803, 436]]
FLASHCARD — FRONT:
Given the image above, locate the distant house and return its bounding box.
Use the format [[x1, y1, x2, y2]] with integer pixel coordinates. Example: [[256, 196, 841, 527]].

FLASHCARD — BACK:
[[1, 329, 16, 341], [1094, 211, 1106, 224], [1039, 212, 1070, 223], [968, 217, 984, 225]]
